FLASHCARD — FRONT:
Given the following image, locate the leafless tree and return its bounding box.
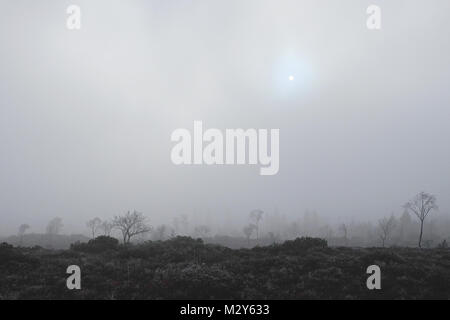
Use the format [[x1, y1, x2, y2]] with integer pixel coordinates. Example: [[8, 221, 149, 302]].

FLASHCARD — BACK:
[[399, 210, 412, 241], [243, 224, 256, 246], [18, 224, 30, 245], [250, 209, 264, 241], [112, 211, 151, 244], [46, 217, 63, 235], [86, 217, 102, 239], [46, 217, 63, 247], [404, 192, 438, 248], [153, 225, 168, 241], [100, 220, 113, 236], [378, 215, 396, 247]]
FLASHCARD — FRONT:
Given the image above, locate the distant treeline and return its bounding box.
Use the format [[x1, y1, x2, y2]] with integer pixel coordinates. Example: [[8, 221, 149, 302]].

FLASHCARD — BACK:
[[4, 192, 449, 249]]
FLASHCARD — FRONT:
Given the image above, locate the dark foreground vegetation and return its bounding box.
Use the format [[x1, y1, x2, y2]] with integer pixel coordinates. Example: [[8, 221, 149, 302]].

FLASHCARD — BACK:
[[1, 236, 449, 300]]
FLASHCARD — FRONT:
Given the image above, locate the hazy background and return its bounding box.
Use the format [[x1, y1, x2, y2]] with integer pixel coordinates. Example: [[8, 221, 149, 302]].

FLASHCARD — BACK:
[[0, 0, 449, 235]]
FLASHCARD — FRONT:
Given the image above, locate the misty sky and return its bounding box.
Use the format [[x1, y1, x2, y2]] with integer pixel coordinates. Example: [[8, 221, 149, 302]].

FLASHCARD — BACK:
[[0, 0, 449, 235]]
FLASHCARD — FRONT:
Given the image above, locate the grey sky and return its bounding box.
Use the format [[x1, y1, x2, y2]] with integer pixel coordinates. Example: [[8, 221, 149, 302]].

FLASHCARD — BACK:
[[0, 0, 449, 235]]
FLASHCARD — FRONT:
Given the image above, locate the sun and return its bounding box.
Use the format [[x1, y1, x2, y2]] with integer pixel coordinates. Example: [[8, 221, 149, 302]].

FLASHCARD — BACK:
[[288, 75, 295, 81]]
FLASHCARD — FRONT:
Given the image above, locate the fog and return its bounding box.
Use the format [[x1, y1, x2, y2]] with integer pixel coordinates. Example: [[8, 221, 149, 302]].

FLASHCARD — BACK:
[[0, 0, 449, 237]]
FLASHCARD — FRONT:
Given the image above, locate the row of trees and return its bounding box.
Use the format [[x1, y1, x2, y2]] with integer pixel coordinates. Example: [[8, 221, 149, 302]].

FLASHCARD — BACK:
[[15, 191, 442, 248], [242, 192, 440, 248], [369, 192, 438, 248], [16, 212, 152, 245], [243, 209, 264, 245], [87, 213, 213, 243], [17, 217, 64, 243], [86, 211, 151, 244]]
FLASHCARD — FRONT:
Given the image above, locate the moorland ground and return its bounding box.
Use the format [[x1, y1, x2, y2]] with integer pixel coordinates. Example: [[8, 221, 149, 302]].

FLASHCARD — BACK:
[[1, 236, 449, 300]]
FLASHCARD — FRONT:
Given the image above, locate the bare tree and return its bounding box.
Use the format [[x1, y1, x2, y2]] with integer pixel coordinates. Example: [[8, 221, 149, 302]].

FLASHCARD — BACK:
[[18, 224, 30, 245], [112, 211, 151, 244], [399, 210, 412, 242], [243, 224, 256, 246], [86, 217, 102, 239], [378, 215, 396, 247], [100, 220, 113, 236], [46, 217, 63, 247], [153, 225, 168, 241], [46, 217, 63, 235], [250, 209, 264, 242], [404, 192, 438, 248]]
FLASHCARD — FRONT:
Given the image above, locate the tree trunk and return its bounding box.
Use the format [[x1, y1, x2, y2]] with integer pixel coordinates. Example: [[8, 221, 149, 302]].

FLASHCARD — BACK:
[[418, 219, 424, 248]]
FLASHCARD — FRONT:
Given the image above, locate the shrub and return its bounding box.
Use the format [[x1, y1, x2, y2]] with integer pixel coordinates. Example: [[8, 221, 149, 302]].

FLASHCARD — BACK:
[[0, 242, 37, 266], [71, 236, 119, 253], [275, 237, 328, 254]]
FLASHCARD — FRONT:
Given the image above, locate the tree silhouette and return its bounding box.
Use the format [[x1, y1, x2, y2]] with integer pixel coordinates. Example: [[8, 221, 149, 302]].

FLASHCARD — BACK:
[[46, 217, 63, 247], [404, 192, 438, 248], [249, 209, 264, 242], [243, 224, 256, 246], [153, 225, 168, 241], [46, 218, 63, 235], [100, 220, 113, 236], [378, 215, 396, 247], [399, 210, 412, 242], [112, 211, 151, 244], [18, 224, 30, 246], [86, 217, 102, 239]]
